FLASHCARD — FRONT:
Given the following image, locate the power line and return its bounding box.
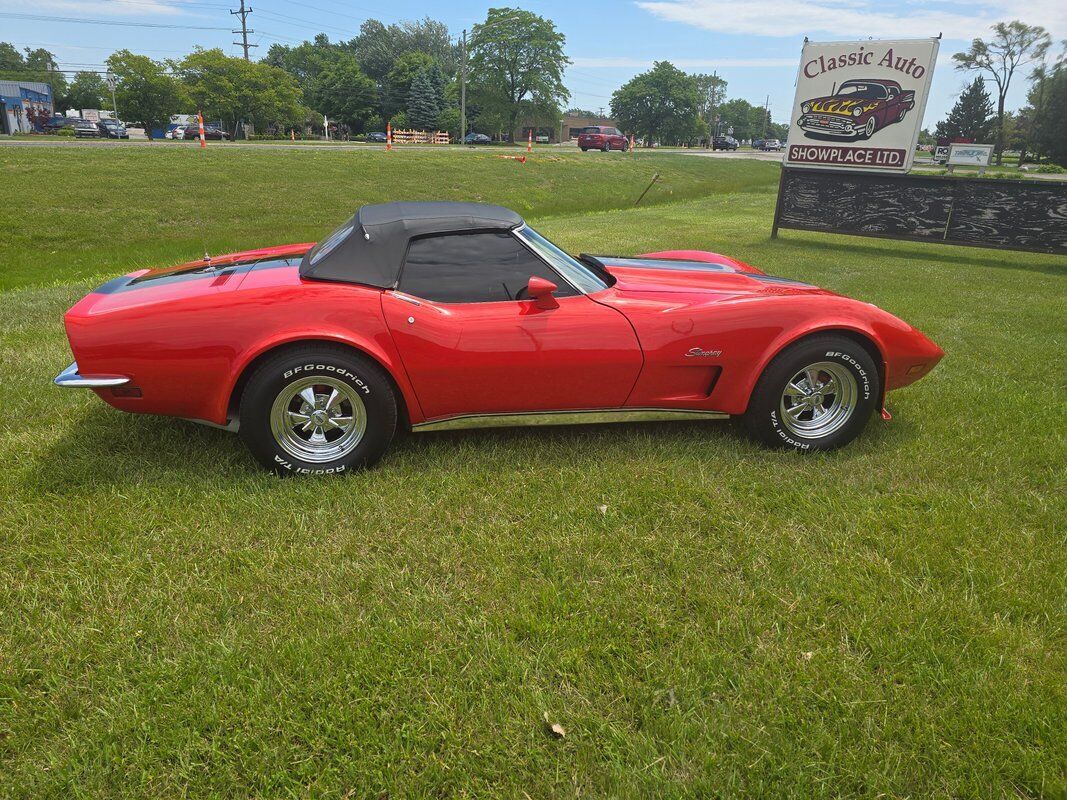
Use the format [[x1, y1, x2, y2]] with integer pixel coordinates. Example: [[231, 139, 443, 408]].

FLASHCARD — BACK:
[[231, 0, 256, 61], [0, 12, 230, 30]]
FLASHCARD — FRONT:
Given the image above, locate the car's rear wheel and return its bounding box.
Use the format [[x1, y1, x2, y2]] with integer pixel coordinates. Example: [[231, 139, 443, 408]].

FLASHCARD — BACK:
[[743, 335, 879, 452], [602, 142, 610, 152], [239, 345, 397, 475]]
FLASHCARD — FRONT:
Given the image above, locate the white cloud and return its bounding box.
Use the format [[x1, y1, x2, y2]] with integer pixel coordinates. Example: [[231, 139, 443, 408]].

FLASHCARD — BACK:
[[571, 56, 798, 68], [634, 0, 1065, 42]]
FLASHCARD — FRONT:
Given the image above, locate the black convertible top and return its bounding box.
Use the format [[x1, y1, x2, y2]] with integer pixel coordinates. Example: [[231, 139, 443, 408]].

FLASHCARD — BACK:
[[299, 201, 525, 287]]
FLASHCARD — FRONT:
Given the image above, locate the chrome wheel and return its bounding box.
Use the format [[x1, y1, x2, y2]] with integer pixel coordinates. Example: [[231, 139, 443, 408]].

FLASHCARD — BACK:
[[779, 361, 858, 439], [269, 377, 367, 463]]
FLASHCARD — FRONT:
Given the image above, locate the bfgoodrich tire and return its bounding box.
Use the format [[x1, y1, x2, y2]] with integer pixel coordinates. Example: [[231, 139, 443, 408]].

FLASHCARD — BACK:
[[743, 335, 880, 452], [239, 345, 397, 475]]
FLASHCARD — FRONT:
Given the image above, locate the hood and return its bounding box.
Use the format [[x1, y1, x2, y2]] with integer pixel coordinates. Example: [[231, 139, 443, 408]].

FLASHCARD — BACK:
[[590, 255, 833, 300], [804, 96, 883, 117]]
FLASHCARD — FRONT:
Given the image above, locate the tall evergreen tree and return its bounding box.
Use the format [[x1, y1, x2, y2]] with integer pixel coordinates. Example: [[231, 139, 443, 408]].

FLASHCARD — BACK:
[[407, 68, 442, 130], [935, 76, 994, 140]]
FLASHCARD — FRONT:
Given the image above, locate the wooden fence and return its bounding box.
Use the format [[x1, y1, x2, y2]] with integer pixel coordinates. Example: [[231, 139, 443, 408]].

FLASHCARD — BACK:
[[390, 129, 451, 145], [771, 168, 1067, 255]]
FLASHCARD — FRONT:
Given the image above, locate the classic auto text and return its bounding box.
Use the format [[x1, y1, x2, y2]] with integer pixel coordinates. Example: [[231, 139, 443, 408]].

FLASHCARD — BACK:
[[803, 46, 928, 80]]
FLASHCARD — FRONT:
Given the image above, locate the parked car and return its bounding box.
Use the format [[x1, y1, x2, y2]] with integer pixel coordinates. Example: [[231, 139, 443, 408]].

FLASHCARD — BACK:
[[535, 134, 550, 144], [751, 138, 764, 150], [44, 116, 80, 133], [797, 79, 915, 140], [366, 131, 388, 142], [712, 136, 738, 151], [463, 132, 491, 145], [761, 139, 783, 151], [578, 126, 628, 152], [97, 119, 129, 139], [73, 120, 101, 138], [55, 201, 943, 474], [176, 124, 229, 141]]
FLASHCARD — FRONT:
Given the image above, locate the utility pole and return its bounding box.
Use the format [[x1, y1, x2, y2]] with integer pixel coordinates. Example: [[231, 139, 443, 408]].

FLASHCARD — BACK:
[[460, 29, 467, 143], [231, 0, 256, 61], [763, 94, 770, 138]]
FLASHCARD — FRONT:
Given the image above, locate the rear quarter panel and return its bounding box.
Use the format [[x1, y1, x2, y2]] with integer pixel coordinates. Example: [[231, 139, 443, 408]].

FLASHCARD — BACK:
[[67, 267, 421, 425]]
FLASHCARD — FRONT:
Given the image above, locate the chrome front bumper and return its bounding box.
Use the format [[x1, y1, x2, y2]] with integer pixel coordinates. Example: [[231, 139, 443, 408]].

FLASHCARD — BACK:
[[54, 361, 130, 389]]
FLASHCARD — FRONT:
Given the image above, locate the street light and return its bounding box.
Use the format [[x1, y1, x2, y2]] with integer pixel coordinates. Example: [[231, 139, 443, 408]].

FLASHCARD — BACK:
[[106, 70, 118, 121]]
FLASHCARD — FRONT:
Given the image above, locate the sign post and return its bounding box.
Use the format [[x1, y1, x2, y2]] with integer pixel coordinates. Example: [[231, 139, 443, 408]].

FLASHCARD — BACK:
[[106, 70, 118, 120]]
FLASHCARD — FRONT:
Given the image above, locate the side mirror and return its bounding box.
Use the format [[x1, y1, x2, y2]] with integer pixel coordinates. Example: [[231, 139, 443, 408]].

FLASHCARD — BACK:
[[526, 275, 559, 309]]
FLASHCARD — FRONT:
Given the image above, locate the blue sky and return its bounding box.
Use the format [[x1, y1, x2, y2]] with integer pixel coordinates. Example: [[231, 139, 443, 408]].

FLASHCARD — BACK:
[[2, 0, 1062, 127]]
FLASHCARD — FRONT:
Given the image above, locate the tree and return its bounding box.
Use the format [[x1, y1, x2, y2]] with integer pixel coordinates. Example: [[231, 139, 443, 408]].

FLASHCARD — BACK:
[[692, 73, 727, 137], [407, 68, 443, 130], [105, 50, 180, 138], [263, 34, 345, 100], [611, 62, 701, 146], [178, 48, 305, 134], [935, 76, 994, 141], [382, 52, 435, 119], [468, 8, 569, 139], [310, 56, 377, 132], [1023, 45, 1067, 166], [953, 21, 1051, 164], [65, 71, 107, 113], [349, 18, 457, 82]]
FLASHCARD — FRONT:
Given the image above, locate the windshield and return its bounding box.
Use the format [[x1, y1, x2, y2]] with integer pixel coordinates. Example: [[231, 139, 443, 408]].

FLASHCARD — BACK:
[[514, 226, 611, 294], [837, 82, 887, 100]]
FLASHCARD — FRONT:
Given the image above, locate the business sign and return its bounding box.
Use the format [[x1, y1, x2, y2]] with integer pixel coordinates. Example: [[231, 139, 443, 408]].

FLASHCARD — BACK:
[[81, 108, 100, 123], [947, 143, 993, 167], [784, 38, 939, 173]]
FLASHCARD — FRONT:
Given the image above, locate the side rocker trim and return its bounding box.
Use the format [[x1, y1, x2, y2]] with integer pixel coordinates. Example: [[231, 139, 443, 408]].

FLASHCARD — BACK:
[[412, 407, 729, 432]]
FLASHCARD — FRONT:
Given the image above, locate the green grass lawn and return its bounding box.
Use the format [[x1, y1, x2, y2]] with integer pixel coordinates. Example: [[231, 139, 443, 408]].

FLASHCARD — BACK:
[[1, 147, 1065, 798]]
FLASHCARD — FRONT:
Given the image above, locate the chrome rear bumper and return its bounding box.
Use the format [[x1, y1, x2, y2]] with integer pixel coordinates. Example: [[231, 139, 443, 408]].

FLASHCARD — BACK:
[[54, 361, 131, 389]]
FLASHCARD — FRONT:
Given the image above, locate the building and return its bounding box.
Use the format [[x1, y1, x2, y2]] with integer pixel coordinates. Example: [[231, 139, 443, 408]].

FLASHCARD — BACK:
[[561, 112, 620, 141], [516, 111, 622, 144], [0, 81, 54, 134]]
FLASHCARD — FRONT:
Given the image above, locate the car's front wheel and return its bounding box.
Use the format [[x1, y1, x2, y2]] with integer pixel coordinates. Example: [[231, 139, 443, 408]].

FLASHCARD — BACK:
[[743, 335, 880, 452], [239, 345, 397, 475]]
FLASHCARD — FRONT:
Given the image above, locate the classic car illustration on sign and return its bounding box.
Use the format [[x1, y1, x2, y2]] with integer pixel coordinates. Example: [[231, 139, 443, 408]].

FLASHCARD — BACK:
[[797, 79, 915, 140], [55, 202, 943, 475]]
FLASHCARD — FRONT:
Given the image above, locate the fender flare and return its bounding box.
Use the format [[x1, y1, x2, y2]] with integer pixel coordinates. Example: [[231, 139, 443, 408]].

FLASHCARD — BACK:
[[220, 330, 424, 426], [730, 322, 888, 415]]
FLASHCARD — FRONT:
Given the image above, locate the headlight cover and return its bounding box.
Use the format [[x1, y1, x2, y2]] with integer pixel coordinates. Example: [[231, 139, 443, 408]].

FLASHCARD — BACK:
[[802, 102, 811, 114], [852, 106, 863, 117]]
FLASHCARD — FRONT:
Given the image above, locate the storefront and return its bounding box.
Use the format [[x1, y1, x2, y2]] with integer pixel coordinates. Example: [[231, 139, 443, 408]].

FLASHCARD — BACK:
[[0, 81, 54, 134]]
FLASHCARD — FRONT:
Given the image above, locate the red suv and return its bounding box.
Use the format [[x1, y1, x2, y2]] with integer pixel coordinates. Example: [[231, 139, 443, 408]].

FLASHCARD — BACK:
[[578, 126, 629, 152]]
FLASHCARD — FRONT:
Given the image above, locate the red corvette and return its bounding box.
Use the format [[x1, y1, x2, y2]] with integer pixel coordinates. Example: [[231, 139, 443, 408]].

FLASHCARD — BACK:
[[56, 202, 943, 474]]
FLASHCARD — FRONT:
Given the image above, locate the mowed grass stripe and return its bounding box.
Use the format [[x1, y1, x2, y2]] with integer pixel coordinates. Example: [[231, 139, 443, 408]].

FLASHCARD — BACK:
[[0, 147, 778, 291], [0, 151, 1064, 797]]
